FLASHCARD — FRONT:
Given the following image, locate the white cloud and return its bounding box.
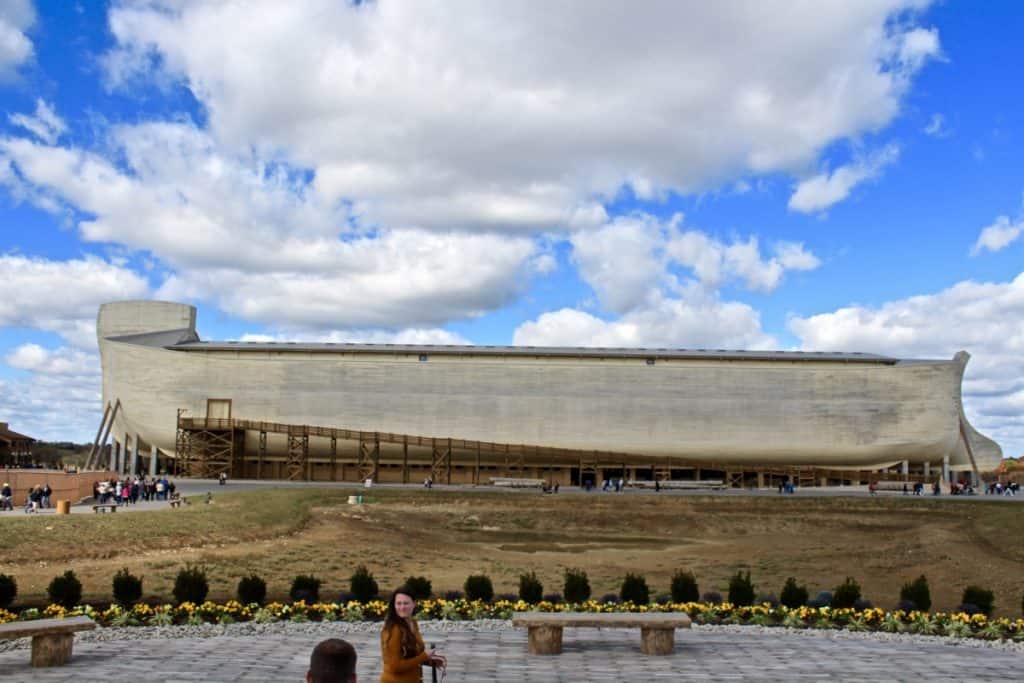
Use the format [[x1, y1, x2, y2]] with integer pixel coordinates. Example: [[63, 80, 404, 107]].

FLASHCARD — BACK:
[[971, 215, 1023, 255], [788, 272, 1024, 456], [0, 255, 150, 348], [570, 214, 667, 314], [923, 112, 947, 137], [574, 213, 820, 300], [154, 228, 536, 329], [5, 343, 97, 376], [788, 144, 900, 213], [898, 27, 941, 70], [0, 344, 102, 443], [513, 288, 776, 350], [240, 327, 469, 346], [103, 1, 939, 230], [8, 99, 66, 144], [0, 0, 34, 82], [0, 123, 541, 330]]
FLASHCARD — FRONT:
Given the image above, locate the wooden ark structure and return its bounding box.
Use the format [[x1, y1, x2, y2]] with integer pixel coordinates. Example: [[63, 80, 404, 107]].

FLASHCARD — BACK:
[[89, 301, 1002, 486]]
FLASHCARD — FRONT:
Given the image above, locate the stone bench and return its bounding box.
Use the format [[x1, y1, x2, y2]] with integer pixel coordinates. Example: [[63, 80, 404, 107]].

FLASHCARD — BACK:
[[0, 616, 96, 667], [512, 611, 691, 655], [92, 503, 118, 513]]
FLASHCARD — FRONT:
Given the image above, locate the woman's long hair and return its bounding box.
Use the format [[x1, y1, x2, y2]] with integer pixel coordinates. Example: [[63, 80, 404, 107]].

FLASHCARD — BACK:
[[383, 587, 420, 658]]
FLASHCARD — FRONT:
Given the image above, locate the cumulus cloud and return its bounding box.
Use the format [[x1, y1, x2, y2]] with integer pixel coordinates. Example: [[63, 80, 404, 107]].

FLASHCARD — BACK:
[[517, 212, 817, 352], [971, 215, 1023, 255], [788, 144, 900, 213], [240, 327, 469, 346], [154, 228, 536, 329], [0, 254, 151, 348], [570, 212, 820, 316], [0, 123, 541, 330], [0, 0, 34, 82], [0, 344, 102, 442], [788, 273, 1024, 455], [513, 288, 777, 350], [8, 99, 66, 145], [102, 1, 940, 231]]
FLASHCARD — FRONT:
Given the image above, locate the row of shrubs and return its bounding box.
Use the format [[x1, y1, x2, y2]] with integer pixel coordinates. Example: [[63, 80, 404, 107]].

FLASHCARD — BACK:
[[0, 567, 1008, 618]]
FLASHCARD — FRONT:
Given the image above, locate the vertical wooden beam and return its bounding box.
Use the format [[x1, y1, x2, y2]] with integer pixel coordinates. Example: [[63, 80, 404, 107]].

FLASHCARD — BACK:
[[402, 436, 409, 484], [257, 430, 266, 480], [446, 437, 452, 485], [475, 442, 481, 486], [331, 436, 338, 482], [373, 432, 380, 483]]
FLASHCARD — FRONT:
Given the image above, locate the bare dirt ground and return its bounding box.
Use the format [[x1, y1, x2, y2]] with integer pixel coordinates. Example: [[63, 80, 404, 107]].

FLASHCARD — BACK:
[[2, 488, 1021, 615]]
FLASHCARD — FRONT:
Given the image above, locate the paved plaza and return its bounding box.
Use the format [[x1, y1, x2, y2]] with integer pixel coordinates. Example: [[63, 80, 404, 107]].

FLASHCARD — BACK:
[[0, 623, 1020, 682]]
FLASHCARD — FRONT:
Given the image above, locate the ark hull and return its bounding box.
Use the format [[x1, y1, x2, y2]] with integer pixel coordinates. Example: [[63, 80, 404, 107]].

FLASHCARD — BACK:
[[97, 301, 1002, 472]]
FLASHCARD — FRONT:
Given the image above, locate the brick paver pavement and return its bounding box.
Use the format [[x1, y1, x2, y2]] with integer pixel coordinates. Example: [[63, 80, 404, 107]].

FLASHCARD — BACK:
[[0, 625, 1020, 682]]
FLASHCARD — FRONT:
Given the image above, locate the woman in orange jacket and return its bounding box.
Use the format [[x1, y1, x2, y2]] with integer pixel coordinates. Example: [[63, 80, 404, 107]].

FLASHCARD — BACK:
[[379, 587, 447, 683]]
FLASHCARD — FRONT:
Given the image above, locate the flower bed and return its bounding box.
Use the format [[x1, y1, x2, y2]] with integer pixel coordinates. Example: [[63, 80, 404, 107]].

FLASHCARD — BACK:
[[1, 600, 1022, 641]]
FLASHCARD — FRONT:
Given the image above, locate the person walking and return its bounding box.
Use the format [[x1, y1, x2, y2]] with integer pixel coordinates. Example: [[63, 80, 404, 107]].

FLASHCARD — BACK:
[[379, 587, 447, 683]]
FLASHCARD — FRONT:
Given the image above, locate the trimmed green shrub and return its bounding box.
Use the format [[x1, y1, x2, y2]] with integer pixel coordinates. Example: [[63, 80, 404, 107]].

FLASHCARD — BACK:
[[237, 574, 267, 606], [0, 574, 16, 610], [48, 570, 83, 609], [780, 577, 808, 608], [961, 585, 994, 616], [620, 573, 650, 605], [290, 575, 322, 603], [403, 576, 432, 601], [518, 571, 543, 604], [899, 575, 931, 612], [832, 577, 862, 609], [464, 574, 494, 602], [112, 568, 143, 606], [563, 568, 591, 604], [727, 570, 755, 607], [350, 565, 379, 603], [670, 570, 699, 603], [173, 564, 209, 605]]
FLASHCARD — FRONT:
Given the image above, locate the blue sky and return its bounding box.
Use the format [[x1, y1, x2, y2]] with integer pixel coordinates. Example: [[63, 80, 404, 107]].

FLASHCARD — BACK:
[[0, 1, 1021, 457]]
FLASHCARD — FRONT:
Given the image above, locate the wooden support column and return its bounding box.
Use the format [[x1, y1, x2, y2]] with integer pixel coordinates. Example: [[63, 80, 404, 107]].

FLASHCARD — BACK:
[[475, 442, 481, 486], [257, 431, 266, 480], [446, 437, 452, 484], [331, 436, 338, 482], [756, 471, 765, 489], [402, 436, 409, 484], [373, 433, 380, 483]]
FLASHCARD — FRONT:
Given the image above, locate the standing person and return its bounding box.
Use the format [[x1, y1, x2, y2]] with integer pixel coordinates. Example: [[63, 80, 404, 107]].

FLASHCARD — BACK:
[[2, 481, 13, 511], [307, 638, 357, 683], [380, 587, 447, 683]]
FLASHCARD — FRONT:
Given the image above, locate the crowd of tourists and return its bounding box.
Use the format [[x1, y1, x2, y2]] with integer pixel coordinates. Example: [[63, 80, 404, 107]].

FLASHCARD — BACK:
[[0, 481, 53, 512], [984, 481, 1019, 496], [93, 476, 176, 505]]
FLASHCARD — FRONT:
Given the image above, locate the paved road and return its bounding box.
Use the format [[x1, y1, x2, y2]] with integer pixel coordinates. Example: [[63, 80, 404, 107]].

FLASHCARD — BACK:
[[1, 477, 1018, 517], [0, 624, 1020, 682]]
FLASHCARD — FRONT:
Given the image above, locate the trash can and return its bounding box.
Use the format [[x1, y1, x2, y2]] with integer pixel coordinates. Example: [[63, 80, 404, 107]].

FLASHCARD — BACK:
[[56, 500, 70, 515]]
